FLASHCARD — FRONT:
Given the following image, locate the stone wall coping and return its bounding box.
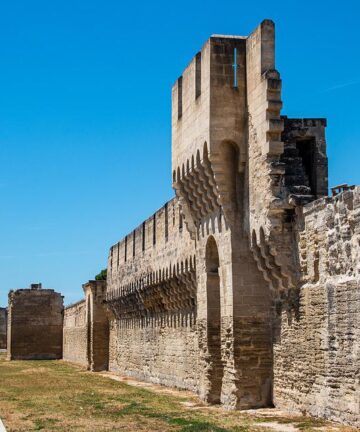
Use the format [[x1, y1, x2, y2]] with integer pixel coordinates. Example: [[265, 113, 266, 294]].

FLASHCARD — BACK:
[[303, 185, 360, 216], [64, 299, 86, 310]]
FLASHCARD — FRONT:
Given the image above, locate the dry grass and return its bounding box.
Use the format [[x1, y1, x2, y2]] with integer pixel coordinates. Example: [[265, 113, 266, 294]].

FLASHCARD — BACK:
[[0, 352, 356, 432]]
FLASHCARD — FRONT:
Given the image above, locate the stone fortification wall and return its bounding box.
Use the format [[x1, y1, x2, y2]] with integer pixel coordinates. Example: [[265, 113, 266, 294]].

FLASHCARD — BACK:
[[106, 197, 198, 390], [107, 198, 195, 291], [108, 318, 198, 391], [63, 281, 109, 371], [7, 285, 63, 360], [0, 307, 7, 349], [274, 188, 360, 427], [63, 300, 87, 366]]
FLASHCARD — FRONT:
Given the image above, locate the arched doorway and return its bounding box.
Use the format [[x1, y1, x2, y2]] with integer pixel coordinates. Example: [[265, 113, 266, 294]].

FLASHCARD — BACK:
[[205, 236, 224, 403]]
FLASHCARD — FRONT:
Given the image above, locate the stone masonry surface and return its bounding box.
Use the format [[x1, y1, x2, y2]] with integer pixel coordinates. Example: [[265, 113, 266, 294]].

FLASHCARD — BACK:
[[63, 300, 87, 366], [0, 307, 7, 349], [63, 280, 109, 371], [29, 19, 359, 428], [274, 189, 360, 426], [7, 284, 64, 360]]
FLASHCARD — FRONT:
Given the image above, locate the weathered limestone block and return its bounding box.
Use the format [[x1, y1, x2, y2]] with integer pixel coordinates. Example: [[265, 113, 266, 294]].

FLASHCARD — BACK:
[[63, 280, 109, 371], [7, 284, 63, 360], [108, 314, 199, 391], [84, 280, 109, 371], [63, 300, 87, 366], [274, 189, 360, 427], [0, 307, 7, 349]]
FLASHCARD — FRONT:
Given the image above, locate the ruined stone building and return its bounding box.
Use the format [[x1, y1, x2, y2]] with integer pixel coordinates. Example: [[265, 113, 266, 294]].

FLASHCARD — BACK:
[[7, 284, 63, 360], [5, 19, 360, 428]]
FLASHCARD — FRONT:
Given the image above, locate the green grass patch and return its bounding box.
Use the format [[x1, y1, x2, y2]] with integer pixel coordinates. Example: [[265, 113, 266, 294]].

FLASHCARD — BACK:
[[0, 352, 354, 432]]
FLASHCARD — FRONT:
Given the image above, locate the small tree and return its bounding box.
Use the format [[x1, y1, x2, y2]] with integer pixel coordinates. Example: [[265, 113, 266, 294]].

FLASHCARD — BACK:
[[95, 269, 107, 281]]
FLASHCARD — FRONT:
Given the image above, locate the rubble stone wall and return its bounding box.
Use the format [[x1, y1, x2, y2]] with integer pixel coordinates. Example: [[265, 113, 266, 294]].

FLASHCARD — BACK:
[[7, 287, 63, 360], [0, 307, 7, 349], [63, 300, 88, 367], [274, 188, 360, 427]]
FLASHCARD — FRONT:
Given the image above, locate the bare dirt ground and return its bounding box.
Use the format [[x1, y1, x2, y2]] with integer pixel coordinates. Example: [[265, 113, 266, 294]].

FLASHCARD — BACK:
[[0, 353, 357, 432]]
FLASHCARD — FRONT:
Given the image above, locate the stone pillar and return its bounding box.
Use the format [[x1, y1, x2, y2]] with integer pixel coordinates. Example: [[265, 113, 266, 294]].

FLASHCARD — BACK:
[[197, 223, 272, 409], [83, 280, 109, 371]]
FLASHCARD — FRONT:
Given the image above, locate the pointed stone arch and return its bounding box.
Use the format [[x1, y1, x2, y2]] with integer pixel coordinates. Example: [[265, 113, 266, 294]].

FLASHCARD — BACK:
[[205, 235, 224, 403]]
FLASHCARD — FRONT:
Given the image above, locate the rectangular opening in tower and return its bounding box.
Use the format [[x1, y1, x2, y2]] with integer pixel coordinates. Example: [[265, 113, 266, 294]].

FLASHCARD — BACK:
[[296, 138, 317, 196], [195, 52, 201, 98], [177, 76, 183, 119]]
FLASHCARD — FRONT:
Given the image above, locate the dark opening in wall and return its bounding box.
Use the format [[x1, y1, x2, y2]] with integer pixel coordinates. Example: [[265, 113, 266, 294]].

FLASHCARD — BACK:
[[117, 243, 120, 268], [179, 208, 183, 232], [165, 203, 169, 241], [142, 222, 146, 252], [153, 214, 156, 246], [195, 52, 201, 99], [296, 138, 317, 196], [205, 236, 224, 403], [124, 236, 127, 262], [132, 231, 136, 258], [178, 76, 183, 119]]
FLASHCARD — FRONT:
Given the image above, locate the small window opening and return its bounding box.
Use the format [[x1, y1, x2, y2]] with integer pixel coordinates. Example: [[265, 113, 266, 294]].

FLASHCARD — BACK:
[[179, 208, 183, 232], [178, 76, 183, 119], [132, 231, 136, 258], [142, 222, 146, 252], [296, 138, 317, 196], [165, 203, 169, 241], [153, 214, 156, 246], [124, 236, 127, 262], [195, 52, 201, 98], [232, 47, 238, 88]]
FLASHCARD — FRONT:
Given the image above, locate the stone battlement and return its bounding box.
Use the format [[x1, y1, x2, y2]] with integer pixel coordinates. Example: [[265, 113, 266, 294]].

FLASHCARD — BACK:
[[107, 198, 196, 311]]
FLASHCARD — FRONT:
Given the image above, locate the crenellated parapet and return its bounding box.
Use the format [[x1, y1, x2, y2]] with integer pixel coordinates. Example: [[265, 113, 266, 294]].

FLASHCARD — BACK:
[[106, 197, 196, 326]]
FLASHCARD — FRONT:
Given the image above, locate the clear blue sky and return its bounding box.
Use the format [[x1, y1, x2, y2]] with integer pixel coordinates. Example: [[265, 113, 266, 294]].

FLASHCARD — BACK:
[[0, 0, 359, 306]]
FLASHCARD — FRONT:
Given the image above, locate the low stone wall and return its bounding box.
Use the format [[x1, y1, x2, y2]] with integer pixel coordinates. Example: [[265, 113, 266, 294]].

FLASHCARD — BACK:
[[108, 314, 199, 391], [274, 189, 360, 427], [7, 286, 63, 360], [0, 308, 7, 349], [63, 300, 88, 367]]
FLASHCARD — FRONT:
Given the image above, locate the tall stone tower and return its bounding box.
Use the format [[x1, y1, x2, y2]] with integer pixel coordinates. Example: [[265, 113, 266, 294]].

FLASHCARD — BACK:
[[106, 19, 330, 414], [171, 20, 327, 407]]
